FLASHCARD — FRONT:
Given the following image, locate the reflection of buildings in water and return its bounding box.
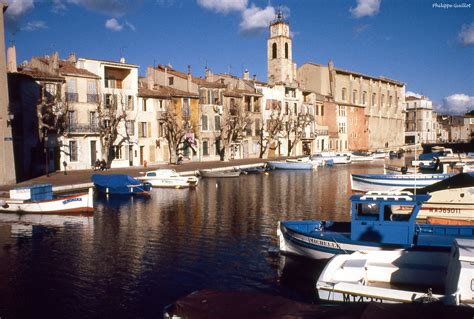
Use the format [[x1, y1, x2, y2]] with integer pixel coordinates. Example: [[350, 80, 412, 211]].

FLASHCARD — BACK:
[[10, 223, 33, 237]]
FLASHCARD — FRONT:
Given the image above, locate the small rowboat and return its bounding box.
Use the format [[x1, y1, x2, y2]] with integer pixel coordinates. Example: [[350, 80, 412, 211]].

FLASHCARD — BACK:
[[0, 185, 93, 214], [198, 169, 241, 178]]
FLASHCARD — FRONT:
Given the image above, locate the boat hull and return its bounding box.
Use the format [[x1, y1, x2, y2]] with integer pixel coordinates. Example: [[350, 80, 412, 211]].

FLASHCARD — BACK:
[[143, 177, 198, 188], [351, 173, 453, 192], [0, 189, 94, 214], [199, 170, 241, 178], [267, 161, 317, 170]]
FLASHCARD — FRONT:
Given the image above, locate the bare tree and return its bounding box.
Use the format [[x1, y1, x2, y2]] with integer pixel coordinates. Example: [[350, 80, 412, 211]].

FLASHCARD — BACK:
[[97, 91, 130, 167], [258, 108, 285, 158], [37, 83, 69, 137], [160, 100, 197, 164], [215, 98, 252, 161], [285, 112, 314, 157]]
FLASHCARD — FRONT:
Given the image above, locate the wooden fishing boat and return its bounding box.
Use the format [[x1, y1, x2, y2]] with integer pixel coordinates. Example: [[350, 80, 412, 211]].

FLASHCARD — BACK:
[[278, 192, 474, 260], [317, 238, 473, 306], [0, 184, 93, 214]]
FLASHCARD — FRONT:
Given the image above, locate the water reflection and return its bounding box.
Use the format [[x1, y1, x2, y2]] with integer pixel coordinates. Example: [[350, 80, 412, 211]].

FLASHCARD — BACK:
[[0, 162, 384, 318]]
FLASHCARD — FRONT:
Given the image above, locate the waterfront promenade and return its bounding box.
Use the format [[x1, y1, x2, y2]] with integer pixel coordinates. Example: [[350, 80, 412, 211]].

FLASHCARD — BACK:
[[0, 158, 275, 192]]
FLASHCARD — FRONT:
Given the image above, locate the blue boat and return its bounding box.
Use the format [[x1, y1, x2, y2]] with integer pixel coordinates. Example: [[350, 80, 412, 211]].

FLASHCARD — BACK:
[[278, 192, 474, 260], [91, 174, 151, 195]]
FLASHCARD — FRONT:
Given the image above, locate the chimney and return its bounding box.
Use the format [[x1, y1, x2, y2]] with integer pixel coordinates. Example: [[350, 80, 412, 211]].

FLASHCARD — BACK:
[[243, 69, 249, 80], [120, 57, 126, 63], [67, 52, 77, 63], [187, 65, 191, 92], [49, 52, 59, 74], [252, 74, 256, 81], [7, 45, 17, 73]]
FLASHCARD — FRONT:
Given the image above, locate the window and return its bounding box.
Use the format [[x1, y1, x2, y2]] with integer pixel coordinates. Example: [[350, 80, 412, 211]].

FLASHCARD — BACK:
[[342, 88, 346, 101], [68, 110, 76, 130], [105, 76, 116, 88], [294, 103, 298, 114], [126, 120, 135, 135], [245, 96, 251, 112], [202, 140, 209, 156], [168, 77, 174, 86], [372, 93, 376, 106], [158, 122, 165, 137], [66, 79, 78, 102], [254, 99, 260, 112], [138, 122, 148, 138], [199, 89, 206, 104], [44, 83, 57, 102], [69, 140, 77, 162], [338, 122, 346, 133], [381, 94, 385, 107], [104, 94, 116, 109], [272, 43, 277, 59], [352, 90, 357, 104], [215, 116, 221, 131], [127, 96, 134, 110], [142, 98, 147, 112], [87, 81, 97, 103], [230, 98, 237, 115], [389, 95, 393, 106], [201, 115, 208, 131], [89, 112, 97, 130], [158, 99, 164, 110], [255, 119, 261, 136], [321, 104, 324, 116], [182, 98, 190, 120], [285, 42, 288, 59], [114, 146, 123, 159], [362, 91, 367, 105], [338, 105, 346, 117], [285, 102, 289, 114]]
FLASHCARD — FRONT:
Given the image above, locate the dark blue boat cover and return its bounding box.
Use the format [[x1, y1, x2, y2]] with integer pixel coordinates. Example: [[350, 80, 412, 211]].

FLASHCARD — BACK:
[[91, 174, 141, 188], [419, 151, 444, 160]]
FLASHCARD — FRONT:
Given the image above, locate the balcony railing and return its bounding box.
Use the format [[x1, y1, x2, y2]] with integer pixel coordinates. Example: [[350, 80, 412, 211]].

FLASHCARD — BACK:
[[68, 124, 99, 133], [66, 92, 78, 102]]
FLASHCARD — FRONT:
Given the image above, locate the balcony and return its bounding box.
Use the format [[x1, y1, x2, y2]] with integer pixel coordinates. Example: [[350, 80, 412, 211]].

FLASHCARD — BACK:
[[68, 124, 99, 134], [66, 93, 78, 103]]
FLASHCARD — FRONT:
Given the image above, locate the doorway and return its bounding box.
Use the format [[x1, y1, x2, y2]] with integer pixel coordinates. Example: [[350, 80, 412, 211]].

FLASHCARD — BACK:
[[139, 146, 144, 165], [129, 146, 133, 166], [90, 141, 97, 166]]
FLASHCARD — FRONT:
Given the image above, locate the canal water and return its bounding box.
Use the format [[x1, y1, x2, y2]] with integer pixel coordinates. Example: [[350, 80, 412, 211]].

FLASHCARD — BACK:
[[0, 162, 383, 318]]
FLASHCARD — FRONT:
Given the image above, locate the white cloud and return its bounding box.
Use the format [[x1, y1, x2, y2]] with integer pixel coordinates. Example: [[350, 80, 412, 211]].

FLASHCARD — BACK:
[[21, 20, 48, 31], [350, 0, 381, 18], [239, 5, 275, 34], [52, 0, 67, 13], [125, 21, 136, 31], [436, 94, 474, 115], [406, 91, 423, 98], [197, 0, 248, 14], [105, 18, 123, 31], [4, 0, 34, 30], [459, 22, 474, 46]]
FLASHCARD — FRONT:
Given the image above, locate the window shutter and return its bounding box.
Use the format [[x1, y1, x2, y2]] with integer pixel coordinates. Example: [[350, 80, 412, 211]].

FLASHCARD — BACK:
[[138, 123, 143, 137], [147, 123, 151, 137]]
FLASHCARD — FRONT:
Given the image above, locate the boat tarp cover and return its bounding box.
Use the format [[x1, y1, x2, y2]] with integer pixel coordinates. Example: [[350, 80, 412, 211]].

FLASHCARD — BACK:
[[91, 174, 141, 188], [405, 172, 474, 193], [419, 151, 444, 161], [164, 289, 474, 319]]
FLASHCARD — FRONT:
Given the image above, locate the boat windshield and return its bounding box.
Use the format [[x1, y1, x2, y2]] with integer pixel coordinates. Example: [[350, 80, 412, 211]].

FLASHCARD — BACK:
[[354, 203, 379, 220], [384, 204, 414, 221]]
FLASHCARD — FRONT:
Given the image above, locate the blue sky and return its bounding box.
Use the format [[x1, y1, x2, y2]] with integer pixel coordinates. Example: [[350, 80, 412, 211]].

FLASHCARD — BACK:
[[4, 0, 474, 114]]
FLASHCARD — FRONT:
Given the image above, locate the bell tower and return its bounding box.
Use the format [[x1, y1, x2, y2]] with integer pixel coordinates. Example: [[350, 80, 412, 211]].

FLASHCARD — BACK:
[[267, 11, 296, 85]]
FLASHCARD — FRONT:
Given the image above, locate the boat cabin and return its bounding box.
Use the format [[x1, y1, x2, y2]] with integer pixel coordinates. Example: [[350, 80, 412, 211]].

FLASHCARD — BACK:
[[350, 192, 430, 246]]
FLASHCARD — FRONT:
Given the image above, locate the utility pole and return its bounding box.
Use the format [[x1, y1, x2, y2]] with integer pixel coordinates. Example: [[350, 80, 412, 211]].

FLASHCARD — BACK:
[[0, 4, 17, 185]]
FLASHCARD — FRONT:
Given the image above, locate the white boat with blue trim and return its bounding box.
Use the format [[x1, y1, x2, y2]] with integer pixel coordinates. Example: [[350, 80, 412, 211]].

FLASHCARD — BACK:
[[278, 192, 474, 260], [267, 159, 318, 170], [141, 169, 199, 188], [317, 238, 474, 306], [350, 173, 453, 192]]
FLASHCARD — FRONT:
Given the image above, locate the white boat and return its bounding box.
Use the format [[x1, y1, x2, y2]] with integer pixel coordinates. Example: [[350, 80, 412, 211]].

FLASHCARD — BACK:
[[310, 152, 351, 164], [351, 152, 375, 161], [350, 173, 453, 192], [372, 151, 388, 159], [317, 238, 474, 306], [198, 169, 241, 178], [0, 186, 94, 214], [394, 173, 474, 221], [267, 160, 317, 170], [141, 169, 199, 188]]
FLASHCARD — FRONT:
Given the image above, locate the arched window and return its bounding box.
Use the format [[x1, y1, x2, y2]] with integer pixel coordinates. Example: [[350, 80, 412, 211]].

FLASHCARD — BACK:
[[272, 43, 277, 59], [285, 43, 288, 59]]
